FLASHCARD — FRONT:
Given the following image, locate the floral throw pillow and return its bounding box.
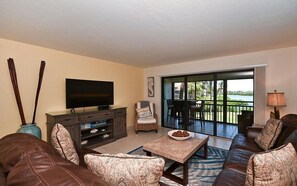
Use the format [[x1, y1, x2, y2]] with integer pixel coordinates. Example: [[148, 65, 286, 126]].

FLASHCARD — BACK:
[[136, 107, 152, 118], [255, 118, 282, 150], [84, 153, 165, 186], [51, 123, 79, 165], [245, 143, 297, 186]]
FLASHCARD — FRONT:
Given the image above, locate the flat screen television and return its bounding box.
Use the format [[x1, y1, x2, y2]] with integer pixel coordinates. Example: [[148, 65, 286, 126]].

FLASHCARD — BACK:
[[66, 78, 114, 109]]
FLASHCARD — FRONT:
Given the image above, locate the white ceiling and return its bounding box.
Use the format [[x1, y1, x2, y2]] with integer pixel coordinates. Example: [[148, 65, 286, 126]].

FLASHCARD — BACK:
[[1, 1, 297, 68]]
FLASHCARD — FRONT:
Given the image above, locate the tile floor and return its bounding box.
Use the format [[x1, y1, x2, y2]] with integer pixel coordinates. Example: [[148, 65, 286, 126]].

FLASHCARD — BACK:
[[164, 119, 238, 139], [94, 126, 232, 154]]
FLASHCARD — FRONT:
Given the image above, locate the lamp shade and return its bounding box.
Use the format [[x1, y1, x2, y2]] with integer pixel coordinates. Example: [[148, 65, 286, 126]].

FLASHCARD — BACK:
[[267, 90, 286, 107]]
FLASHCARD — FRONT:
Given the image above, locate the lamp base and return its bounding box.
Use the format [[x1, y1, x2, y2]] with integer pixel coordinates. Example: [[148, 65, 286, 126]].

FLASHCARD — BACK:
[[270, 110, 280, 119]]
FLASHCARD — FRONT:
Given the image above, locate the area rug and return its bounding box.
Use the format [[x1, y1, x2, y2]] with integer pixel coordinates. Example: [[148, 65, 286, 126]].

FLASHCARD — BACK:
[[128, 146, 228, 186]]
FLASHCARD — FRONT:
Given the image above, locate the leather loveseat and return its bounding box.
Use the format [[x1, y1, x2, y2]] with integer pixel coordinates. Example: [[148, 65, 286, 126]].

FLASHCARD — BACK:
[[0, 133, 108, 186], [213, 114, 297, 185]]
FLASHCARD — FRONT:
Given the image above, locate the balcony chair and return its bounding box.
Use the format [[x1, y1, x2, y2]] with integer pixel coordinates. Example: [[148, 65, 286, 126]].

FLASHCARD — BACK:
[[172, 100, 184, 121], [166, 99, 174, 121], [189, 100, 205, 127], [135, 101, 158, 134]]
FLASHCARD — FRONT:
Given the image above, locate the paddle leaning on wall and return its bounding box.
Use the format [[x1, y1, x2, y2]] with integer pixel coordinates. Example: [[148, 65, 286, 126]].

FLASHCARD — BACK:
[[7, 58, 46, 139]]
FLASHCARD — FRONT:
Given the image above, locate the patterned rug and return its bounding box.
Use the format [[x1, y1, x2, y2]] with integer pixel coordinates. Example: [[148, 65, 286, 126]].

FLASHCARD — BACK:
[[128, 146, 228, 186]]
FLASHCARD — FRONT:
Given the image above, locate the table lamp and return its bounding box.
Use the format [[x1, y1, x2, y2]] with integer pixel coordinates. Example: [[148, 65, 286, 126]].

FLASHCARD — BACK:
[[267, 90, 286, 119]]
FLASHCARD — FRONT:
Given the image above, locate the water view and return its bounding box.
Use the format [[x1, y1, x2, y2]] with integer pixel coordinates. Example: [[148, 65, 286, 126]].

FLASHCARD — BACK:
[[228, 95, 253, 102]]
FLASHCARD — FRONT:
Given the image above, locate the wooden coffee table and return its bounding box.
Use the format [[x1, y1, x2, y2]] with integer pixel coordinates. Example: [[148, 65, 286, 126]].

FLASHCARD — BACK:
[[143, 133, 209, 186]]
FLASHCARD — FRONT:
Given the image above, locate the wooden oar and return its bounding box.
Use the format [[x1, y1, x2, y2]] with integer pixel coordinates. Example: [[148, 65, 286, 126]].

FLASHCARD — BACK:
[[7, 58, 26, 125], [32, 61, 46, 124]]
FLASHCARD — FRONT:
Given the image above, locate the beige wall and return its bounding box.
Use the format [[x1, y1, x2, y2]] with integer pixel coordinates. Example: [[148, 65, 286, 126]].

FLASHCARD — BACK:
[[1, 37, 296, 140], [144, 46, 297, 124], [0, 38, 144, 140]]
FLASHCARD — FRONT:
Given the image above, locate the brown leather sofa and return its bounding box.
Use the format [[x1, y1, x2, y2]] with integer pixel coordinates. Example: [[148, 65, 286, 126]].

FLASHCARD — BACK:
[[0, 133, 108, 186], [213, 114, 297, 186]]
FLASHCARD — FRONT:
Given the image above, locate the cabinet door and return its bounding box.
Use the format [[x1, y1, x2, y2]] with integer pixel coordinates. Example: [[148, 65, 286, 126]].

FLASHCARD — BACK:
[[114, 117, 127, 138]]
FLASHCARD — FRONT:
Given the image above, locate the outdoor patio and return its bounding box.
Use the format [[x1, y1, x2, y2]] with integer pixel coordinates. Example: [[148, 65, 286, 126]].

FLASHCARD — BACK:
[[163, 100, 253, 139], [164, 120, 238, 139]]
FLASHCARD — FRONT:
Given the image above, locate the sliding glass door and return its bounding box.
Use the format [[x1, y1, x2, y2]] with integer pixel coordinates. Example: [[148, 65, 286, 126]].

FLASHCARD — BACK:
[[162, 69, 254, 138], [186, 74, 216, 135], [215, 71, 254, 138], [162, 76, 189, 130]]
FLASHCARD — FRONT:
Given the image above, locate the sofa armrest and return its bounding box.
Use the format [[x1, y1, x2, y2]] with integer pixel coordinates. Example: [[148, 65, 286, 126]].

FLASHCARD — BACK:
[[246, 127, 262, 139], [78, 147, 101, 168], [0, 167, 6, 186]]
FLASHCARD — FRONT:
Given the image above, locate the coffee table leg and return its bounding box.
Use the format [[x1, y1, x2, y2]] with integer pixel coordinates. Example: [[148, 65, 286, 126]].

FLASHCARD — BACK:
[[195, 142, 208, 159], [163, 161, 188, 186], [183, 161, 188, 186], [203, 142, 208, 159]]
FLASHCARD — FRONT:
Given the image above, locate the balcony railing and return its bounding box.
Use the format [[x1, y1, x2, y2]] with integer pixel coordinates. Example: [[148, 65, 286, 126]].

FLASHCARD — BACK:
[[202, 100, 253, 124], [167, 99, 254, 125]]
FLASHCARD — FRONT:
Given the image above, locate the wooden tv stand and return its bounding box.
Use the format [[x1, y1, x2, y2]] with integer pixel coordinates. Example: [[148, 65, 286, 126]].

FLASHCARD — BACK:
[[46, 107, 127, 149]]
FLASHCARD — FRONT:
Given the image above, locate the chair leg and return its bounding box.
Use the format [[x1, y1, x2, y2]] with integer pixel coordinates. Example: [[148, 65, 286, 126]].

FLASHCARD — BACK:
[[201, 111, 205, 126], [167, 108, 169, 121], [167, 108, 172, 121], [199, 112, 203, 128], [189, 110, 193, 123]]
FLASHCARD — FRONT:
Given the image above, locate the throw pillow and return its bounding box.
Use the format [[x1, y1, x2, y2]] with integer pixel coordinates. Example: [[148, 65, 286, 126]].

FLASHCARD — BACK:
[[245, 143, 297, 186], [136, 107, 152, 118], [51, 123, 79, 165], [84, 153, 165, 186], [255, 118, 282, 150]]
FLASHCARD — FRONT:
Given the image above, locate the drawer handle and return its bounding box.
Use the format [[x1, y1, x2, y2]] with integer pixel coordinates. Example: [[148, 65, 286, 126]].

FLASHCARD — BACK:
[[105, 113, 110, 116], [87, 116, 93, 118]]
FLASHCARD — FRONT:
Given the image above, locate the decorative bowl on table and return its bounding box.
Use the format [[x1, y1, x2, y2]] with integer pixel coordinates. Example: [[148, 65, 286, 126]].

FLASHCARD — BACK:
[[168, 130, 193, 141]]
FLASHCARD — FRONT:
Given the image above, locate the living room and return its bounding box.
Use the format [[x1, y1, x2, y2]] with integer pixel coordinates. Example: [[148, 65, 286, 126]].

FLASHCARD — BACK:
[[1, 1, 297, 186]]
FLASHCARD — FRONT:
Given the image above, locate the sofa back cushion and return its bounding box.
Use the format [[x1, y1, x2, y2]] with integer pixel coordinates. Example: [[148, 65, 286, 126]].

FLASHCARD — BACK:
[[274, 114, 297, 148], [255, 119, 282, 150], [6, 152, 108, 186], [245, 143, 297, 186], [284, 129, 297, 151], [136, 101, 154, 116], [0, 133, 59, 174]]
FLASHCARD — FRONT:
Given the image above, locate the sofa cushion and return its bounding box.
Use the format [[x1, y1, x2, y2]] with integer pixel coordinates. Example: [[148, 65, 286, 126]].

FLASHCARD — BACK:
[[255, 118, 282, 150], [230, 134, 263, 153], [84, 153, 165, 186], [223, 148, 255, 173], [213, 168, 246, 186], [6, 152, 108, 186], [137, 116, 157, 124], [274, 114, 297, 148], [51, 123, 79, 165], [245, 143, 297, 186], [0, 133, 59, 174]]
